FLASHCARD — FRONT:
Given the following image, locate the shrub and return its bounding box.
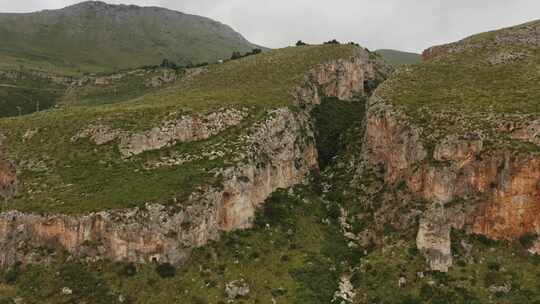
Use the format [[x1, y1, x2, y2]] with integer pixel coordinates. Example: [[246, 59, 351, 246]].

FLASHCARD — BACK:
[[407, 245, 419, 257], [3, 261, 22, 284], [249, 48, 262, 55], [57, 263, 115, 302], [323, 39, 340, 45], [296, 40, 307, 46], [519, 233, 537, 249], [160, 59, 178, 70], [487, 262, 501, 272], [230, 51, 243, 60], [290, 256, 339, 303], [327, 202, 341, 221], [254, 190, 296, 228], [311, 97, 365, 168], [156, 263, 176, 278], [119, 262, 137, 277]]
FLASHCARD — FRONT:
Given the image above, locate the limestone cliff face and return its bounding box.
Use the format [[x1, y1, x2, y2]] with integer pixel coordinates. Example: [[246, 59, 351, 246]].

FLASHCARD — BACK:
[[0, 47, 384, 266], [309, 48, 377, 101], [362, 95, 540, 271]]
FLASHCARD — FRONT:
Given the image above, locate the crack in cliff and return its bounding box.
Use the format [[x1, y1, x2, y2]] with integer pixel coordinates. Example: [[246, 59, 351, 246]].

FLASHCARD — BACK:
[[0, 46, 389, 267]]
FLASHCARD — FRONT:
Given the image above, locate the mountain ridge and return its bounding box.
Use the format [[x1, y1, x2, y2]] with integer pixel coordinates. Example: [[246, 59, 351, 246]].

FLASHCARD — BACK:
[[374, 49, 421, 66], [0, 1, 260, 74]]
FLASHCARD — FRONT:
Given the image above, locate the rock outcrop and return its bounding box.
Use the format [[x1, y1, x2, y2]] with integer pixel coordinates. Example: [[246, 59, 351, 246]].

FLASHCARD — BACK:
[[0, 47, 386, 266], [422, 21, 540, 61], [361, 95, 540, 270], [73, 109, 248, 157], [144, 69, 178, 88], [310, 48, 376, 100]]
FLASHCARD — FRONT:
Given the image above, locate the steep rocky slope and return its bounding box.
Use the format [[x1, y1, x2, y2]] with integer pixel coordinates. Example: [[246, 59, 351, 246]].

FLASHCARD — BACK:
[[338, 20, 540, 276], [0, 1, 259, 74], [0, 45, 390, 267]]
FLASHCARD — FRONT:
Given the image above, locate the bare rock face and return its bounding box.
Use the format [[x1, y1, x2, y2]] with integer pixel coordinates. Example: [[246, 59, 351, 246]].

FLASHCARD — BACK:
[[0, 195, 222, 266], [416, 204, 466, 272], [218, 108, 318, 231], [362, 95, 540, 271], [512, 119, 540, 146], [416, 204, 453, 272], [225, 279, 250, 299], [118, 109, 248, 157], [73, 108, 249, 157], [310, 48, 375, 100], [363, 97, 427, 184], [433, 134, 483, 163]]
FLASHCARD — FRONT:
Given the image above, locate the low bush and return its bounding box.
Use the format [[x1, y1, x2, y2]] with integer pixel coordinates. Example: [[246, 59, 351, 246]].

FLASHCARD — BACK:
[[118, 262, 137, 277], [519, 233, 537, 249], [3, 261, 22, 284], [156, 263, 176, 278]]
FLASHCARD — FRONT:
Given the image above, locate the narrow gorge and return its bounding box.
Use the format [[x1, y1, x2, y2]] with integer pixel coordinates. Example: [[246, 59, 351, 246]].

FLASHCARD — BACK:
[[0, 47, 390, 267]]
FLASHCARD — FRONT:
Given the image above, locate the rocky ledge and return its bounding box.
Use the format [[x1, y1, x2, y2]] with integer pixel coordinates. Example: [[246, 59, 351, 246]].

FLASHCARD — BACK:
[[72, 108, 249, 158]]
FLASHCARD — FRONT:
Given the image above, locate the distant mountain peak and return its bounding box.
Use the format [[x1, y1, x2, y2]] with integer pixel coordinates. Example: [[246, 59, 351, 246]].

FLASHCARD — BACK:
[[0, 1, 259, 74]]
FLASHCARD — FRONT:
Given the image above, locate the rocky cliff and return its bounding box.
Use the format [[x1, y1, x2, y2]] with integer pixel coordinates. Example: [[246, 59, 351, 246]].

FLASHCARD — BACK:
[[0, 47, 385, 266], [360, 94, 540, 272], [351, 20, 540, 272]]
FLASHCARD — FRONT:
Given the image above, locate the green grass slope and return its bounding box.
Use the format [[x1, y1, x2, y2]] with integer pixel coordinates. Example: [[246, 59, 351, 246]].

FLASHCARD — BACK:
[[374, 49, 421, 66], [0, 1, 259, 75], [0, 44, 356, 214], [377, 20, 540, 154], [0, 72, 65, 118]]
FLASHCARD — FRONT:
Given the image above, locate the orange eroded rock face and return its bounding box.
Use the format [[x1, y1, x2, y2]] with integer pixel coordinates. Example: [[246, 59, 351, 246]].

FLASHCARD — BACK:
[[364, 98, 540, 241], [471, 157, 540, 240]]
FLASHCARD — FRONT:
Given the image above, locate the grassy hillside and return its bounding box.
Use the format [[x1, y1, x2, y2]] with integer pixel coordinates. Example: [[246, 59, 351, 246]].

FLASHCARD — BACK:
[[0, 72, 65, 117], [0, 44, 356, 214], [0, 1, 259, 75], [374, 49, 421, 66], [377, 20, 540, 155]]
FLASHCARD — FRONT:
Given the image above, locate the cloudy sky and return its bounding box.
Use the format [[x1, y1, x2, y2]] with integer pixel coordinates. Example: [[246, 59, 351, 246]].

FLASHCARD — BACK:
[[1, 0, 540, 53]]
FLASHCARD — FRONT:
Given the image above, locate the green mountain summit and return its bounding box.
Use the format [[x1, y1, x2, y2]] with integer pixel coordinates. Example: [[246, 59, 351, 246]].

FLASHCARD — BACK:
[[0, 1, 260, 74]]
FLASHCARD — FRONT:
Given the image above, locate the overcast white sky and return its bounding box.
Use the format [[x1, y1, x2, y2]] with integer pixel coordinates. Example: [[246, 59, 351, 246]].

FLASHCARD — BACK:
[[1, 0, 539, 53]]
